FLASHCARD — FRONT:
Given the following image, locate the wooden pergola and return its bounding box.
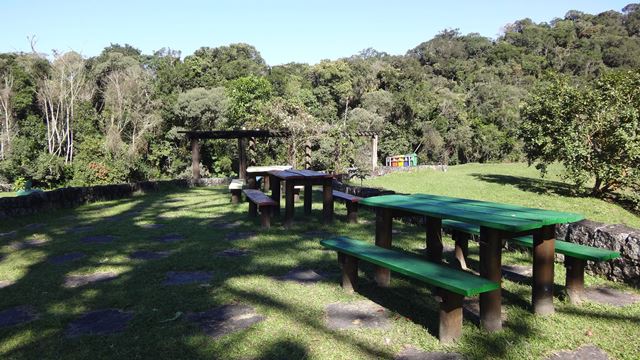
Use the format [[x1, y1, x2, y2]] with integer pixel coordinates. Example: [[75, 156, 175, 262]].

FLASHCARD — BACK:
[[180, 129, 379, 180]]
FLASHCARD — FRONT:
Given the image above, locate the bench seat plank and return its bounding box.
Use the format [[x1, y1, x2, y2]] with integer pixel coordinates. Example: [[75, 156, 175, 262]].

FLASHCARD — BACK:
[[442, 220, 620, 261], [243, 189, 277, 207], [332, 190, 361, 203], [320, 237, 499, 297], [511, 236, 620, 261]]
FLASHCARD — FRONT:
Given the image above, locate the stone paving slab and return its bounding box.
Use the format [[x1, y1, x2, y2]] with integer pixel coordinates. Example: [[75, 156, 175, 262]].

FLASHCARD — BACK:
[[10, 238, 48, 250], [0, 306, 39, 328], [139, 223, 165, 230], [276, 268, 325, 285], [63, 272, 118, 288], [395, 347, 464, 360], [153, 233, 185, 243], [216, 249, 253, 257], [48, 252, 86, 265], [225, 232, 257, 242], [129, 250, 172, 260], [185, 304, 265, 339], [65, 309, 134, 338], [68, 226, 95, 234], [163, 271, 213, 285], [325, 300, 390, 330], [81, 235, 118, 244], [546, 345, 609, 360], [0, 280, 15, 289], [583, 286, 640, 307], [210, 220, 244, 230]]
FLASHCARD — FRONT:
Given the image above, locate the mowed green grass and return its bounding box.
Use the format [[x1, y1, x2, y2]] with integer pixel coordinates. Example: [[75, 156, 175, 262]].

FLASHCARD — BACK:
[[0, 186, 638, 359], [364, 163, 640, 228]]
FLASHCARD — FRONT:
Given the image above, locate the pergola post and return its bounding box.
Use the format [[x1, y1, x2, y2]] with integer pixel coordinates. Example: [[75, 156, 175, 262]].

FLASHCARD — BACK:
[[372, 134, 378, 170], [249, 137, 257, 166], [191, 138, 201, 181], [238, 137, 248, 180]]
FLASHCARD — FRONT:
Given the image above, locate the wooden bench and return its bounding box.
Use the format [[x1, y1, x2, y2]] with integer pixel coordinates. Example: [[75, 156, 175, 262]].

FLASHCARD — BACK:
[[320, 237, 499, 343], [441, 219, 620, 303], [229, 179, 245, 204], [332, 190, 362, 223], [242, 189, 277, 228]]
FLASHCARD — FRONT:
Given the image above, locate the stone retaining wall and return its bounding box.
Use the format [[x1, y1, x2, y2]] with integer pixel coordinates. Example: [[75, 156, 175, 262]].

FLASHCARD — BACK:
[[333, 180, 640, 287]]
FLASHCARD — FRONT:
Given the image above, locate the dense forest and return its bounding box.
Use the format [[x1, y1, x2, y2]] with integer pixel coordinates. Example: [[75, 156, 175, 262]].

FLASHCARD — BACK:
[[1, 5, 639, 196]]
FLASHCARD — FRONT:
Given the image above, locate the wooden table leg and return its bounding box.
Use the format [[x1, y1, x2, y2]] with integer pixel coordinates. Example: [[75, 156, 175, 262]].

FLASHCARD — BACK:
[[264, 175, 271, 191], [565, 256, 585, 304], [375, 207, 392, 287], [284, 180, 295, 228], [439, 290, 464, 343], [304, 181, 312, 215], [425, 216, 443, 263], [247, 175, 257, 189], [270, 175, 280, 217], [322, 178, 333, 224], [533, 225, 556, 315], [479, 226, 502, 332]]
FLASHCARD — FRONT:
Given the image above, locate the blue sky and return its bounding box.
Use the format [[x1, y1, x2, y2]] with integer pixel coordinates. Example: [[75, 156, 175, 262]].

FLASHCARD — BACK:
[[1, 1, 631, 65]]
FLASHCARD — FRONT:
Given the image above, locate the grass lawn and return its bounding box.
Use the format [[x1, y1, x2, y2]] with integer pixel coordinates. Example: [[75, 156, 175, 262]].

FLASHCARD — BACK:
[[363, 163, 640, 228], [0, 192, 16, 198], [0, 186, 638, 359]]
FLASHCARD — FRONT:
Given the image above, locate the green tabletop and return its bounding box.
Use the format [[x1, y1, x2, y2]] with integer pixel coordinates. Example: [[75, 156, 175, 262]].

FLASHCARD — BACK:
[[359, 194, 584, 233]]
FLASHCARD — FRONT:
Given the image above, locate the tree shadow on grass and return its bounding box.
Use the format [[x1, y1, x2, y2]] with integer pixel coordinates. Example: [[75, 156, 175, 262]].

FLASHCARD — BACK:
[[470, 173, 580, 197]]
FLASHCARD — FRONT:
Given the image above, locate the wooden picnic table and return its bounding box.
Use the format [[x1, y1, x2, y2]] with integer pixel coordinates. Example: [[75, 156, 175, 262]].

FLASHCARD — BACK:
[[247, 165, 292, 190], [358, 193, 583, 332], [268, 169, 334, 227]]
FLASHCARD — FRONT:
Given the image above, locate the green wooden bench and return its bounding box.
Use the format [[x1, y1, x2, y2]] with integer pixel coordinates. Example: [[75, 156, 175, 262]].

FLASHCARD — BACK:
[[332, 190, 362, 223], [320, 237, 499, 343], [242, 189, 277, 228], [441, 219, 620, 303]]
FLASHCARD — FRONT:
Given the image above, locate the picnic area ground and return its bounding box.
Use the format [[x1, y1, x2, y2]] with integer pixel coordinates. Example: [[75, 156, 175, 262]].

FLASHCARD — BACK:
[[0, 163, 638, 359]]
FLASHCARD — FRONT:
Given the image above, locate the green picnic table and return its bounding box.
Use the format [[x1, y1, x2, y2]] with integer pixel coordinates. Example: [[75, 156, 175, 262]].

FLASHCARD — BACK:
[[358, 193, 584, 332]]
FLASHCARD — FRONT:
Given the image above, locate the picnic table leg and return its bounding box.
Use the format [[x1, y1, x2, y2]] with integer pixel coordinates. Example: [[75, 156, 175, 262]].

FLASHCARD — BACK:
[[284, 180, 295, 228], [260, 207, 271, 229], [374, 207, 392, 287], [339, 254, 359, 293], [533, 225, 556, 315], [479, 226, 502, 332], [425, 216, 443, 263], [322, 178, 333, 224], [452, 230, 469, 270], [270, 175, 281, 217], [565, 257, 585, 304], [304, 182, 312, 215], [264, 175, 270, 191], [438, 290, 464, 343]]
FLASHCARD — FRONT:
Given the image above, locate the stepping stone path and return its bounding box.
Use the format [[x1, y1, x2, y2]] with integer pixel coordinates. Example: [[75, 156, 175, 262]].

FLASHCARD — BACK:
[[217, 248, 252, 257], [276, 268, 325, 285], [129, 250, 172, 260], [395, 347, 464, 360], [153, 233, 184, 243], [48, 252, 86, 265], [0, 280, 15, 289], [583, 286, 640, 307], [185, 304, 265, 339], [68, 225, 95, 234], [163, 271, 213, 285], [139, 223, 165, 230], [546, 345, 610, 360], [225, 232, 257, 242], [81, 235, 118, 244], [63, 272, 118, 288], [65, 309, 134, 338], [0, 306, 39, 328], [325, 300, 390, 330], [463, 298, 507, 322], [502, 264, 532, 284]]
